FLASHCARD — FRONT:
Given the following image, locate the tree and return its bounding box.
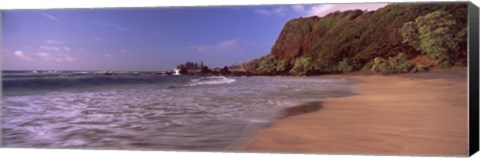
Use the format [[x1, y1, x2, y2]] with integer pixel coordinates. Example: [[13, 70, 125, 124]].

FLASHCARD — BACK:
[[400, 10, 466, 67], [179, 67, 188, 74], [400, 21, 421, 50], [200, 66, 210, 73], [220, 66, 231, 74], [176, 61, 204, 70]]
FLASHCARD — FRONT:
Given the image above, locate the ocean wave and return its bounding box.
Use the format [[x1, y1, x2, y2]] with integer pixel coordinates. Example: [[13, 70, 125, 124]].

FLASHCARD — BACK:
[[188, 76, 236, 86], [2, 75, 176, 90], [2, 75, 355, 149]]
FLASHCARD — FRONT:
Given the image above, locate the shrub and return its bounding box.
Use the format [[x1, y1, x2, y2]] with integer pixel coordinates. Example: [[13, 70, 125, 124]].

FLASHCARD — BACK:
[[256, 55, 276, 74], [410, 66, 428, 73], [388, 53, 414, 73], [241, 59, 259, 73], [370, 57, 388, 74], [361, 60, 374, 71], [369, 53, 415, 74], [400, 10, 466, 68], [255, 55, 292, 74], [290, 56, 314, 75], [439, 60, 453, 69], [336, 58, 353, 72], [275, 58, 291, 72]]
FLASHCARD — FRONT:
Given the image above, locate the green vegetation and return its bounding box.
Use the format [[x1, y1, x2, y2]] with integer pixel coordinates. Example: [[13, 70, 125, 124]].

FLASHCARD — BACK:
[[241, 54, 291, 75], [335, 58, 354, 72], [243, 3, 467, 76], [255, 55, 291, 74], [401, 10, 467, 68], [367, 53, 417, 74], [289, 56, 314, 75], [176, 61, 204, 70], [241, 59, 259, 73]]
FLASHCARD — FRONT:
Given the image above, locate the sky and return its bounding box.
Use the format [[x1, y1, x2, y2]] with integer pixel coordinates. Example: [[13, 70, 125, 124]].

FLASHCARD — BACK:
[[2, 3, 388, 71]]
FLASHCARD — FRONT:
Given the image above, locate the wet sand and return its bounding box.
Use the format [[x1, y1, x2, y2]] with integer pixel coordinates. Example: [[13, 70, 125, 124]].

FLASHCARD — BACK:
[[240, 69, 468, 156]]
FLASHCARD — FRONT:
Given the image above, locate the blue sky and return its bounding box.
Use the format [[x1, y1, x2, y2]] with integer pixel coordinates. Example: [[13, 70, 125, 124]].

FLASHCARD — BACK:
[[2, 3, 387, 71]]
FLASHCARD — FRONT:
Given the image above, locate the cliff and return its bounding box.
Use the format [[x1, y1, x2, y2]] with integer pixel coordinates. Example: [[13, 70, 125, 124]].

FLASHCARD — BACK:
[[242, 3, 468, 75]]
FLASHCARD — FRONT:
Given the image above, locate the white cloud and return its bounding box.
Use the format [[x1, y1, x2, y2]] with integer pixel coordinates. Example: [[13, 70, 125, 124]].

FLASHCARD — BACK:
[[36, 52, 77, 62], [65, 57, 77, 62], [111, 24, 128, 31], [97, 22, 128, 31], [37, 52, 50, 57], [217, 40, 238, 50], [291, 5, 305, 13], [39, 41, 72, 53], [306, 3, 388, 17], [190, 39, 240, 53], [104, 54, 112, 58], [120, 49, 128, 53], [254, 9, 271, 15], [308, 4, 335, 17], [45, 40, 64, 44], [272, 8, 285, 15], [255, 4, 387, 17], [35, 11, 59, 21], [14, 50, 32, 60], [254, 7, 286, 16], [39, 46, 61, 51]]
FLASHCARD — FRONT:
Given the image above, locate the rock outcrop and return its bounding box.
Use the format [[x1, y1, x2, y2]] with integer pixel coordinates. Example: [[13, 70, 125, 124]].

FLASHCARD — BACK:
[[242, 3, 468, 75]]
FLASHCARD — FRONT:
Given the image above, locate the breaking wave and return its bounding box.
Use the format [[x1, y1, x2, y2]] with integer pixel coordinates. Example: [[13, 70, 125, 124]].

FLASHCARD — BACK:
[[188, 76, 236, 86]]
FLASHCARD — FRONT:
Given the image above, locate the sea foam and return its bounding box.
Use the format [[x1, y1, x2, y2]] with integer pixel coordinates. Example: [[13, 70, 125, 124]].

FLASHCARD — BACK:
[[188, 76, 236, 86]]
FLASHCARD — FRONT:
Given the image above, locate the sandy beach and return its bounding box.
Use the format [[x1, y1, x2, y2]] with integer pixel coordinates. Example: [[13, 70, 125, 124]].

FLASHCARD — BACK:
[[240, 69, 468, 156]]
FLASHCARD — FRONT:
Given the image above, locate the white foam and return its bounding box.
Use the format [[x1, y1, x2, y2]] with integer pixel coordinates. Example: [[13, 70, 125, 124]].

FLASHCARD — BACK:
[[188, 76, 236, 86], [247, 118, 270, 123]]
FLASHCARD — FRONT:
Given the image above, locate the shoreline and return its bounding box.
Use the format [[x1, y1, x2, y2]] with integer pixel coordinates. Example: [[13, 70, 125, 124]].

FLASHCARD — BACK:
[[238, 69, 468, 156]]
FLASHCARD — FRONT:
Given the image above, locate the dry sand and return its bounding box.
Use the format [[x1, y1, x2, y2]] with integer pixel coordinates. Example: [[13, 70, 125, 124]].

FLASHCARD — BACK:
[[240, 69, 468, 156]]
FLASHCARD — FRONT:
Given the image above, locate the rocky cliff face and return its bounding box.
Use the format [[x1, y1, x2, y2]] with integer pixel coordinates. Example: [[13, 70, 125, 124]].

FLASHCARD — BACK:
[[242, 3, 468, 75], [270, 10, 364, 59]]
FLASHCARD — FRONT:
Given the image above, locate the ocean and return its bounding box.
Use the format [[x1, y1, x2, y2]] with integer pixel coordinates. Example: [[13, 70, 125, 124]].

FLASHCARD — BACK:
[[1, 70, 355, 150]]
